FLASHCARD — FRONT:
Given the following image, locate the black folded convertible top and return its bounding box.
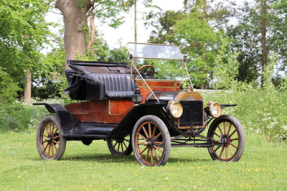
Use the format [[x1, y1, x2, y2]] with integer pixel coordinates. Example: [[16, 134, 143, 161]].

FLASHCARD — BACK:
[[68, 60, 129, 68]]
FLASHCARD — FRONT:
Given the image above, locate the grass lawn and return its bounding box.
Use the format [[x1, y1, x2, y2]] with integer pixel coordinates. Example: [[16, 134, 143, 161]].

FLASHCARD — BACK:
[[0, 131, 287, 191]]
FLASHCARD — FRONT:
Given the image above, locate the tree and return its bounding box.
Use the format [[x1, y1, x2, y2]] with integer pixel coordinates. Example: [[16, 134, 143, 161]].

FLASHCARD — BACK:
[[55, 0, 134, 69], [0, 0, 53, 102], [227, 0, 287, 87], [146, 0, 237, 88], [172, 8, 224, 88]]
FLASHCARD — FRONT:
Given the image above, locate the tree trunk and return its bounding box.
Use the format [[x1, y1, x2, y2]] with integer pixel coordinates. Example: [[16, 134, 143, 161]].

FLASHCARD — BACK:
[[134, 0, 137, 42], [24, 70, 31, 102], [55, 0, 91, 69], [87, 15, 95, 51], [200, 0, 207, 89], [261, 0, 268, 88]]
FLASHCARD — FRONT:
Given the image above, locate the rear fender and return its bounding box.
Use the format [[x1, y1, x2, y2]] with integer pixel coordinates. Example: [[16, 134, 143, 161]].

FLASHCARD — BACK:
[[33, 103, 78, 136], [107, 102, 171, 139]]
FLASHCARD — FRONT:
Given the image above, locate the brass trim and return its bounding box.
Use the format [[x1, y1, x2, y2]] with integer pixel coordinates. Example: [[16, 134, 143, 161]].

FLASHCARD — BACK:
[[135, 79, 181, 82], [129, 56, 183, 61], [177, 99, 205, 129], [174, 92, 203, 101], [178, 124, 206, 130], [168, 101, 183, 118], [208, 102, 222, 118], [137, 86, 177, 88], [178, 126, 191, 130]]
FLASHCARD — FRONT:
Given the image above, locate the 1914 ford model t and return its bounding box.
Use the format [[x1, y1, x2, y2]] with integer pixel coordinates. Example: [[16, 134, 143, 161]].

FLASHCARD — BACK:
[[34, 43, 245, 166]]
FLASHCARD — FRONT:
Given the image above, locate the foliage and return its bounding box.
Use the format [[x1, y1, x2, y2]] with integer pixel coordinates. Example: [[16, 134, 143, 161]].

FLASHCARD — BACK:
[[146, 1, 239, 88], [0, 102, 44, 132], [211, 38, 240, 89], [79, 0, 135, 28], [227, 0, 287, 86], [77, 34, 130, 63], [0, 0, 54, 101], [172, 10, 222, 88], [146, 10, 186, 44], [0, 68, 21, 102], [202, 85, 287, 141]]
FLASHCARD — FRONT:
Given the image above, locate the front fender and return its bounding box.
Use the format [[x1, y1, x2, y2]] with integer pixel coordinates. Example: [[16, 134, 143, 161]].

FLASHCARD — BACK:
[[33, 103, 78, 136], [107, 102, 171, 139]]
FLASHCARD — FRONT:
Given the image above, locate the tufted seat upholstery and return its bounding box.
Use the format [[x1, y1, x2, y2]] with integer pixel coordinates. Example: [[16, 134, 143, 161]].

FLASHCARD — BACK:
[[87, 73, 136, 99]]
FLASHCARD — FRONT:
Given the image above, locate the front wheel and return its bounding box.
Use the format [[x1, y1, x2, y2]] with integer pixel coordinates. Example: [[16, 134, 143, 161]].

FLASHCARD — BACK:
[[207, 115, 245, 162], [132, 115, 171, 166], [36, 115, 66, 160]]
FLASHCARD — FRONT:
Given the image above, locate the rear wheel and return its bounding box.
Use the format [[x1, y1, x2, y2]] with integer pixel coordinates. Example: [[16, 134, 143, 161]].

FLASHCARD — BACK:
[[36, 115, 66, 160], [207, 115, 245, 162], [132, 115, 171, 166], [107, 135, 133, 156]]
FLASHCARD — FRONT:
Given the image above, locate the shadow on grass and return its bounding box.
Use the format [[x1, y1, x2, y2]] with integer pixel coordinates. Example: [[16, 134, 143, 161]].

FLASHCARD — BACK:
[[52, 153, 211, 164]]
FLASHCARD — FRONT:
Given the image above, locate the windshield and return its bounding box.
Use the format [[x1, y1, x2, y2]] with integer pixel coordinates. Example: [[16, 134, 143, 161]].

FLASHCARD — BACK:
[[127, 43, 183, 60]]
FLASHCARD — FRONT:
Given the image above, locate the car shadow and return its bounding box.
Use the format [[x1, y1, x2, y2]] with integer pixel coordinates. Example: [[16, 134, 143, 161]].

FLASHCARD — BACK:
[[57, 153, 210, 164]]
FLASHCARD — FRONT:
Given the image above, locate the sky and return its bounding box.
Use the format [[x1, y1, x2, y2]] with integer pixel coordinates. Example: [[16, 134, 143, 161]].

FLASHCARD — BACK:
[[46, 0, 249, 49]]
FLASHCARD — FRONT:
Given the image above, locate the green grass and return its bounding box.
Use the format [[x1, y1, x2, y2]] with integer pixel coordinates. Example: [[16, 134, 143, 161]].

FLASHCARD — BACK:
[[0, 132, 287, 191]]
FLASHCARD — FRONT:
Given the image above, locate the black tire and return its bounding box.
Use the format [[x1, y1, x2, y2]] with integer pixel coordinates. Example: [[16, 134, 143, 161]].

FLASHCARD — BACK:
[[207, 115, 245, 162], [36, 115, 66, 160], [132, 115, 171, 166], [107, 135, 133, 156]]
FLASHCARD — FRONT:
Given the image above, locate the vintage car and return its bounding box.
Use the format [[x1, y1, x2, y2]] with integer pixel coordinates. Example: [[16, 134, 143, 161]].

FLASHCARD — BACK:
[[34, 43, 245, 166]]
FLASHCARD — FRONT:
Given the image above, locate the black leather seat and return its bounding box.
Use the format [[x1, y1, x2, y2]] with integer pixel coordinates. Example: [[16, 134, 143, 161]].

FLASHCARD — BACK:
[[87, 73, 136, 99]]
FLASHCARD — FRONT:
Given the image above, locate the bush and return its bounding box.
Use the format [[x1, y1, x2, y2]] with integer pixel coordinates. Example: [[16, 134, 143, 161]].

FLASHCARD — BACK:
[[0, 102, 47, 133], [201, 84, 287, 141]]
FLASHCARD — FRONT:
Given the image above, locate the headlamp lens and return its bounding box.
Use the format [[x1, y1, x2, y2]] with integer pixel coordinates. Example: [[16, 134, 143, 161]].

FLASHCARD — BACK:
[[169, 101, 183, 118]]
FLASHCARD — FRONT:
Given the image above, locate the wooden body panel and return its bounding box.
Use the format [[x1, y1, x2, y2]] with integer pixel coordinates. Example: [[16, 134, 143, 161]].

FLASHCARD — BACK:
[[135, 79, 181, 102], [65, 79, 181, 123], [65, 100, 134, 123]]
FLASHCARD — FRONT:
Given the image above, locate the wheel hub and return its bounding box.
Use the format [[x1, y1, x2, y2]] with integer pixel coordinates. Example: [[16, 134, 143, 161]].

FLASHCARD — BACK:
[[47, 135, 53, 144], [146, 138, 154, 149], [220, 135, 229, 146]]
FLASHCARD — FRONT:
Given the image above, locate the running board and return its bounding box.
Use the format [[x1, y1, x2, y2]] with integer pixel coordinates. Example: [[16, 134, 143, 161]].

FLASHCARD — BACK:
[[63, 122, 116, 140]]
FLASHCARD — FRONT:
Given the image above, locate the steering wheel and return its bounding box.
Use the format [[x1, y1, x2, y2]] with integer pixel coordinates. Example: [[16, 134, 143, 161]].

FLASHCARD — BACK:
[[133, 65, 155, 79]]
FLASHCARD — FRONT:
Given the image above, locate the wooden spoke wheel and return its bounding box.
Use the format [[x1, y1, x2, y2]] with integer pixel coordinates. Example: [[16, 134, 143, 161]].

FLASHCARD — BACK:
[[37, 115, 66, 160], [207, 115, 245, 162], [132, 115, 171, 166], [107, 135, 133, 156]]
